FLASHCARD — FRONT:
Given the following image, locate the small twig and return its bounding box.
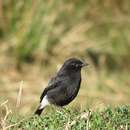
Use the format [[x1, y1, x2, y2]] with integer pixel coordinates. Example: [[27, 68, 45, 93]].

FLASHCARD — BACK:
[[0, 100, 32, 130], [5, 123, 18, 129], [3, 105, 12, 121], [86, 110, 91, 130], [0, 100, 8, 107], [0, 100, 11, 130]]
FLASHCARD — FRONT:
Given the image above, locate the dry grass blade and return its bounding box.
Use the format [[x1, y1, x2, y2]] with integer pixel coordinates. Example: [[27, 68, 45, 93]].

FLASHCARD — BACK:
[[0, 100, 12, 130], [0, 100, 28, 130], [16, 81, 23, 108], [0, 100, 8, 107]]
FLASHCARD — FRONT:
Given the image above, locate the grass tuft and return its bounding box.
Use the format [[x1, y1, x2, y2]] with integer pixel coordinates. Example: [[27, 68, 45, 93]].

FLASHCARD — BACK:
[[1, 106, 129, 130]]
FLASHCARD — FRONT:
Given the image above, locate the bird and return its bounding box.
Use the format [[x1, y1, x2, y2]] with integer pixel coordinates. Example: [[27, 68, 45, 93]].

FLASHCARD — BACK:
[[34, 58, 88, 115]]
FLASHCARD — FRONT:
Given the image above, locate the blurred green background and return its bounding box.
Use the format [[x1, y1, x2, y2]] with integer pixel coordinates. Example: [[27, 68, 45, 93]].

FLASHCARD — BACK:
[[0, 0, 130, 115]]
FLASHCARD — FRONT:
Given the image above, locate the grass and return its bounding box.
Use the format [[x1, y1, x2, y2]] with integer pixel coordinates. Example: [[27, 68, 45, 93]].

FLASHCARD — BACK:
[[1, 0, 130, 66], [0, 1, 130, 129], [1, 104, 130, 130]]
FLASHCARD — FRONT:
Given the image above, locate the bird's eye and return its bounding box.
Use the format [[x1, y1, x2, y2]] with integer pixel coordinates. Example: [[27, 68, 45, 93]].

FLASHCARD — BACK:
[[71, 63, 75, 66], [75, 64, 79, 67], [70, 63, 79, 68]]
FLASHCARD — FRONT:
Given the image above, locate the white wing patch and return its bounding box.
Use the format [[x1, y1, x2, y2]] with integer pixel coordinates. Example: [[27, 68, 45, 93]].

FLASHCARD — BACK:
[[39, 95, 50, 109]]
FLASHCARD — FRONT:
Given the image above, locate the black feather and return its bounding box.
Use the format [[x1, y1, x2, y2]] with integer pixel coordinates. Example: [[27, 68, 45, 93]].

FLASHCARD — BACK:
[[35, 108, 44, 115], [35, 58, 87, 115]]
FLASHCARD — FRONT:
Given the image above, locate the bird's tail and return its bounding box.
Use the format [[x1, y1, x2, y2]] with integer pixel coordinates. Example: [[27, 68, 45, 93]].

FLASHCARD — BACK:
[[35, 108, 43, 115], [34, 106, 44, 116]]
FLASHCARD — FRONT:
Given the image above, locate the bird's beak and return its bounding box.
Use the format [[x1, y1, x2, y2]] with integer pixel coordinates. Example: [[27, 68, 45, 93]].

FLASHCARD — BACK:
[[82, 63, 89, 67]]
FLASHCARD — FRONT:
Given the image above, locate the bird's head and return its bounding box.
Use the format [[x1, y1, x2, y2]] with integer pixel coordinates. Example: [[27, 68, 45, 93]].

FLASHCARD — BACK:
[[60, 58, 88, 73]]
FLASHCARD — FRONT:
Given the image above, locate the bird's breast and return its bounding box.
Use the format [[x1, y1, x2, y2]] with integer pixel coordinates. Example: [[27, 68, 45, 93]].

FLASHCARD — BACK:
[[47, 72, 81, 106], [66, 75, 81, 100]]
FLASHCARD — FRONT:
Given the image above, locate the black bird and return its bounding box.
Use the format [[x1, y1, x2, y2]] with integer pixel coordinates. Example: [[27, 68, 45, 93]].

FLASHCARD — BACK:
[[35, 58, 88, 115]]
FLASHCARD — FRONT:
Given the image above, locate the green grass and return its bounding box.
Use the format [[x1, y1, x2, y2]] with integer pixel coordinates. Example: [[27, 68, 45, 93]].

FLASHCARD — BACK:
[[1, 106, 130, 130], [0, 1, 130, 129]]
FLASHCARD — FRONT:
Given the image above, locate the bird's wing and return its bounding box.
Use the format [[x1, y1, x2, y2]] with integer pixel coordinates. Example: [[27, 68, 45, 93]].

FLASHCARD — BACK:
[[40, 76, 61, 102]]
